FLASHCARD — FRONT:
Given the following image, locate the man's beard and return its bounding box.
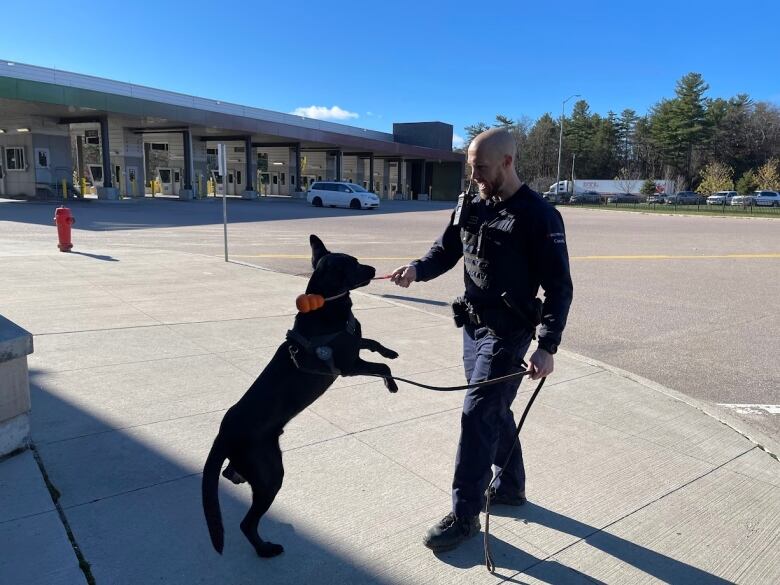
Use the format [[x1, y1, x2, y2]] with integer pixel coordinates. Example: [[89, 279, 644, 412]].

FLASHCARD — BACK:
[[478, 182, 497, 200]]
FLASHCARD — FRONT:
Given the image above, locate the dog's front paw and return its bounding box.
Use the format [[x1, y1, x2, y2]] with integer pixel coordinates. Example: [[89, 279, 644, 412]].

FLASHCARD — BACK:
[[382, 349, 399, 360], [385, 377, 398, 393]]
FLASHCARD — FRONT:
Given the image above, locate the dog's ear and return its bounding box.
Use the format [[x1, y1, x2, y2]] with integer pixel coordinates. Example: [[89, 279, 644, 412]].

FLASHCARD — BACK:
[[310, 234, 330, 269]]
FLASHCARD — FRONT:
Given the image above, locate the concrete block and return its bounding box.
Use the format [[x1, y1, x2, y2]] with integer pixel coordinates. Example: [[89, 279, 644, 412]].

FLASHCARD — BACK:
[[0, 356, 31, 422], [0, 413, 29, 456], [0, 315, 34, 362]]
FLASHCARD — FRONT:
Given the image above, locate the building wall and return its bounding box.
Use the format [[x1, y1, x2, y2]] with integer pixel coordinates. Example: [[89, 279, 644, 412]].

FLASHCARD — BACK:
[[428, 161, 462, 201], [0, 116, 70, 197], [32, 133, 71, 187], [0, 133, 34, 197]]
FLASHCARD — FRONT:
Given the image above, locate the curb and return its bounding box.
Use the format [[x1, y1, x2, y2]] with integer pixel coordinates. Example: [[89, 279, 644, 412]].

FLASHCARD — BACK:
[[558, 348, 780, 461]]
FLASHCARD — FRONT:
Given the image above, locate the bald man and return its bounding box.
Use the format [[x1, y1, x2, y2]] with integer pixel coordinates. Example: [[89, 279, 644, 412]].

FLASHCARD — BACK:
[[390, 128, 573, 552]]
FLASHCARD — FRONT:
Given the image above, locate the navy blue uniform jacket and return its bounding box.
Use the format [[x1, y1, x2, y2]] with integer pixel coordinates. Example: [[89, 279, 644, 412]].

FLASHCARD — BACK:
[[411, 184, 573, 353]]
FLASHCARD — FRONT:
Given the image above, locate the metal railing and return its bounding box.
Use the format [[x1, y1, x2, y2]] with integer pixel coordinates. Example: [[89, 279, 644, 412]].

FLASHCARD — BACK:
[[565, 199, 780, 215]]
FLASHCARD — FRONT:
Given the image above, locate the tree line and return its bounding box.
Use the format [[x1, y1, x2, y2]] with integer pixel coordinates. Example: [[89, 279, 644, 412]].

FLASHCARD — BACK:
[[459, 73, 780, 194]]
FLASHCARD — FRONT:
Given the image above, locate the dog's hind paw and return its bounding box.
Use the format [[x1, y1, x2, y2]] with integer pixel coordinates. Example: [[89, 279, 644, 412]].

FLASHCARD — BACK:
[[222, 464, 246, 485], [257, 542, 284, 558], [385, 378, 399, 393]]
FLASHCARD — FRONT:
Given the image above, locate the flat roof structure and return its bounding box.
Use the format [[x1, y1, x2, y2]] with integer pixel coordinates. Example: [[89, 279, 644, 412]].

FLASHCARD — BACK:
[[0, 60, 463, 202]]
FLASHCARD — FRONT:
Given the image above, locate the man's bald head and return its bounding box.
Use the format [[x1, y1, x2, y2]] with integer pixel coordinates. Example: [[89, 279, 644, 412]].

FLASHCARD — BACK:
[[467, 128, 521, 200], [469, 127, 517, 162]]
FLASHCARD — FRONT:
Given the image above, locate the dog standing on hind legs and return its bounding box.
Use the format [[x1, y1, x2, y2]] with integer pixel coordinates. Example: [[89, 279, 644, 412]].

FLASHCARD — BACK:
[[202, 234, 399, 557]]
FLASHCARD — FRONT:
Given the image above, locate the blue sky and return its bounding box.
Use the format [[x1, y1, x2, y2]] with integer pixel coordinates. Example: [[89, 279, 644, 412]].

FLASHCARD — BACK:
[[2, 0, 778, 147]]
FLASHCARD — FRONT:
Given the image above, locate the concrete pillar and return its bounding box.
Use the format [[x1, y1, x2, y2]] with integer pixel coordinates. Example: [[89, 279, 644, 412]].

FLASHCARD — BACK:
[[191, 139, 208, 198], [179, 129, 195, 200], [336, 150, 343, 181], [294, 143, 302, 194], [419, 159, 427, 200], [241, 137, 258, 200], [369, 155, 375, 193], [97, 117, 119, 199], [76, 135, 85, 181], [122, 128, 145, 198], [0, 315, 34, 457], [383, 159, 390, 199]]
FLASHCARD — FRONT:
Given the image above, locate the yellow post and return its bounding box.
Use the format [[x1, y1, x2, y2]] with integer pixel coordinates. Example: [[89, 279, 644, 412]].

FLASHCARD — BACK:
[[150, 180, 155, 198], [80, 177, 87, 198], [62, 179, 68, 201]]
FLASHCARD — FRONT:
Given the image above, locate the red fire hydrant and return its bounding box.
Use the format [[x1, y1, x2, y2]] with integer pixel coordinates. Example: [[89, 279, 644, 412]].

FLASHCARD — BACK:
[[54, 206, 75, 252]]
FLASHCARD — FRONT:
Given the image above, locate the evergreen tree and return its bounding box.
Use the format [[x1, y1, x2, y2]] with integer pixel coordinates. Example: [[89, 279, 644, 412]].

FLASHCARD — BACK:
[[464, 122, 489, 146], [650, 73, 711, 183], [735, 169, 758, 195], [640, 178, 657, 196]]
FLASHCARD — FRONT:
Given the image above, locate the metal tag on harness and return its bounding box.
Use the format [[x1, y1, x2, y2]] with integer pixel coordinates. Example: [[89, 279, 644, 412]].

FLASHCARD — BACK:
[[315, 346, 333, 361]]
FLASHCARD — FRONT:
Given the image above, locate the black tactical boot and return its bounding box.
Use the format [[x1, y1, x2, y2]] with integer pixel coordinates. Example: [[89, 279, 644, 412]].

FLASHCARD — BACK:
[[483, 486, 526, 511], [423, 512, 480, 552]]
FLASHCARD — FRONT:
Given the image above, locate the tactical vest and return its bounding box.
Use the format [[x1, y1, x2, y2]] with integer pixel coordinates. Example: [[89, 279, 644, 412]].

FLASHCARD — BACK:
[[461, 201, 519, 293]]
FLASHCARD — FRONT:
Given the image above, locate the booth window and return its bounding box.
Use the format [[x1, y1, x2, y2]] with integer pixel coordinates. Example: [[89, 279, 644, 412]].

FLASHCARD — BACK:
[[5, 147, 26, 171], [150, 143, 169, 151]]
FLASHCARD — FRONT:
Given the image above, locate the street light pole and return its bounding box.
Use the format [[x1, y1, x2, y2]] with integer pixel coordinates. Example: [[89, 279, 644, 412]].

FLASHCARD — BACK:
[[556, 93, 580, 197]]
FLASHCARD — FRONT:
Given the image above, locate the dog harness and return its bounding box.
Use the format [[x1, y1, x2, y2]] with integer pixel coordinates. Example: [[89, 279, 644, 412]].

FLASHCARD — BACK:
[[286, 315, 358, 376]]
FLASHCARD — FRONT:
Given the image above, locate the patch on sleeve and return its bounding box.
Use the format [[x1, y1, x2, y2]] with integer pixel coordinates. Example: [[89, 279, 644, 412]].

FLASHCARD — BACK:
[[548, 232, 566, 244]]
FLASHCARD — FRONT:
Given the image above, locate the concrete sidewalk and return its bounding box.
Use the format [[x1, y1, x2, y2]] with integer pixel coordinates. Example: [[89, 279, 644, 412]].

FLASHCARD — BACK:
[[1, 246, 778, 585]]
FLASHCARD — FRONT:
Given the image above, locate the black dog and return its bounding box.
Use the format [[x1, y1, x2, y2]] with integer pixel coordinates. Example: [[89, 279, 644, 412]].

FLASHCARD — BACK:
[[202, 235, 399, 557]]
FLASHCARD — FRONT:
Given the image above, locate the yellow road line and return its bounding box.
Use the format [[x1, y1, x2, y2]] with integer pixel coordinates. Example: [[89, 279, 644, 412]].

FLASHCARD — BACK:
[[224, 253, 780, 261]]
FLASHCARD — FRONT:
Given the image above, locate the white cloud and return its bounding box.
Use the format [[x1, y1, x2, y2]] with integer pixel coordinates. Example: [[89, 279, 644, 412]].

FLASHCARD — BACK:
[[290, 105, 359, 121], [453, 133, 465, 149]]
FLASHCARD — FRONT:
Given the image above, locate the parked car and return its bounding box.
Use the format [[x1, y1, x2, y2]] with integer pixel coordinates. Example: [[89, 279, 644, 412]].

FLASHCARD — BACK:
[[730, 193, 757, 206], [754, 190, 780, 207], [664, 191, 704, 205], [707, 191, 738, 205], [646, 193, 666, 204], [569, 190, 601, 204], [307, 181, 380, 210], [606, 193, 640, 203]]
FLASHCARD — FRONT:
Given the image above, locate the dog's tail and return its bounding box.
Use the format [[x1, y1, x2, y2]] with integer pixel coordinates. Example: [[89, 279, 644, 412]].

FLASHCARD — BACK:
[[202, 435, 228, 554]]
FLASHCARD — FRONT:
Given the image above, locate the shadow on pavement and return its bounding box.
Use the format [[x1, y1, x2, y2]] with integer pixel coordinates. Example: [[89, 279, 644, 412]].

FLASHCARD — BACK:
[[380, 294, 449, 307], [28, 370, 397, 585], [436, 502, 734, 584], [1, 197, 453, 231], [68, 251, 119, 262]]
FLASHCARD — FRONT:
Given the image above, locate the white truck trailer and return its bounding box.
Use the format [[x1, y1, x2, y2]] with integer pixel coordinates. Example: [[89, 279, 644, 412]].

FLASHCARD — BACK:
[[547, 179, 675, 197]]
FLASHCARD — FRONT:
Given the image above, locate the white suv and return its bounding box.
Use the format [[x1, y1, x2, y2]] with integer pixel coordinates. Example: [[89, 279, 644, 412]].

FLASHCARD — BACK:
[[755, 190, 780, 207], [706, 191, 737, 205], [307, 181, 380, 210]]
